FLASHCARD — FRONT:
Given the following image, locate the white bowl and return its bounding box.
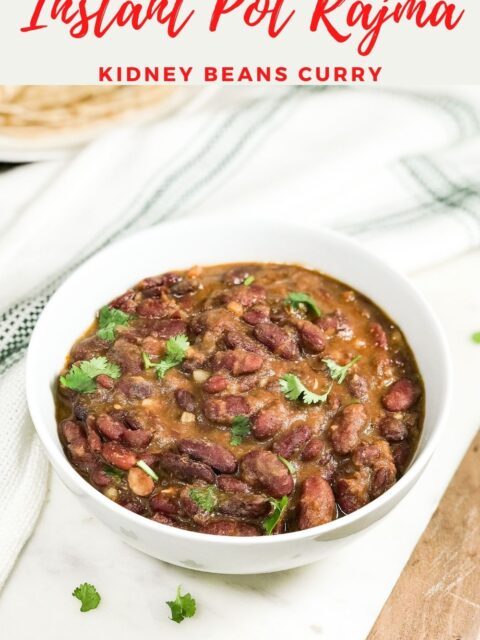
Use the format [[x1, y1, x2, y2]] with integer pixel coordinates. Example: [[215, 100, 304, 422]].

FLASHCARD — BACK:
[[26, 219, 451, 574]]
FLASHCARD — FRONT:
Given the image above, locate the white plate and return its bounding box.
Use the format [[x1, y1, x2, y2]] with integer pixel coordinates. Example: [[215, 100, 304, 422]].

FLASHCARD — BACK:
[[0, 88, 203, 163]]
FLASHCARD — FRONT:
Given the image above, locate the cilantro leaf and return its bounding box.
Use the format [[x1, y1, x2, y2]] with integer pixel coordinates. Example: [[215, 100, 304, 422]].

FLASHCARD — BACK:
[[230, 415, 251, 446], [472, 332, 480, 344], [142, 334, 190, 379], [263, 496, 289, 535], [166, 586, 197, 623], [72, 583, 101, 612], [278, 455, 296, 475], [189, 486, 218, 513], [103, 465, 125, 481], [97, 306, 132, 341], [286, 292, 321, 317], [136, 460, 159, 481], [243, 275, 255, 286], [280, 373, 332, 405], [322, 355, 361, 384], [60, 357, 121, 394]]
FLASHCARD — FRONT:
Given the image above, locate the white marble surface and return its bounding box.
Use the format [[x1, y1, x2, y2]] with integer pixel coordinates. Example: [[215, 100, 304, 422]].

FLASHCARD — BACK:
[[1, 249, 479, 640]]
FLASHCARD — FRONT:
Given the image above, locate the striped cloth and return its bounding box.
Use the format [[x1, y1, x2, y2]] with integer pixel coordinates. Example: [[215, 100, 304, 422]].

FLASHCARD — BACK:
[[1, 85, 480, 589]]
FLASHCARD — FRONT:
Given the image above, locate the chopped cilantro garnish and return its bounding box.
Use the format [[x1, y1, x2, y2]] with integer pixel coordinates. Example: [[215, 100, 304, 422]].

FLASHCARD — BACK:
[[143, 334, 190, 379], [72, 583, 101, 612], [103, 465, 124, 481], [189, 486, 218, 513], [278, 455, 296, 475], [60, 357, 121, 393], [263, 496, 289, 535], [280, 373, 332, 405], [136, 460, 159, 481], [322, 355, 361, 384], [472, 332, 480, 344], [230, 415, 251, 446], [286, 292, 321, 317], [243, 275, 255, 286], [97, 306, 132, 341], [166, 586, 196, 623]]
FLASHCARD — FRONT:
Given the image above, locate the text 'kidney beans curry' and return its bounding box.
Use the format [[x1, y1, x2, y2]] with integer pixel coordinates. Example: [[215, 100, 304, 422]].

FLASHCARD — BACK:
[[57, 263, 424, 536]]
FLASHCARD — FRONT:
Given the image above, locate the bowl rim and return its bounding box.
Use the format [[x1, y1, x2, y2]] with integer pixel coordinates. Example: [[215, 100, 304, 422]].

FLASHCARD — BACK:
[[26, 218, 452, 545]]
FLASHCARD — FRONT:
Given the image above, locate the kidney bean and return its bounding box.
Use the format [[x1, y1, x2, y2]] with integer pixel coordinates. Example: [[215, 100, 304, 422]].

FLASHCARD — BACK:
[[178, 439, 237, 473], [67, 437, 92, 464], [120, 501, 146, 515], [330, 404, 368, 455], [85, 416, 102, 452], [150, 491, 180, 515], [61, 420, 83, 443], [137, 298, 172, 318], [110, 339, 143, 375], [154, 319, 187, 339], [171, 278, 199, 297], [175, 388, 196, 412], [139, 273, 179, 291], [253, 323, 300, 360], [371, 464, 397, 499], [102, 442, 137, 470], [315, 311, 352, 338], [217, 475, 250, 493], [243, 305, 270, 326], [218, 493, 269, 518], [251, 405, 286, 439], [203, 375, 228, 394], [370, 322, 388, 349], [151, 513, 176, 526], [224, 330, 264, 354], [128, 467, 155, 497], [90, 465, 111, 487], [95, 374, 114, 390], [298, 475, 336, 530], [240, 449, 294, 498], [353, 439, 391, 467], [203, 395, 253, 424], [159, 452, 216, 484], [71, 336, 109, 362], [273, 424, 312, 459], [335, 470, 370, 514], [73, 401, 89, 422], [222, 266, 254, 285], [297, 320, 325, 353], [213, 349, 264, 376], [348, 374, 369, 402], [201, 520, 259, 536], [223, 284, 266, 308], [96, 414, 125, 441], [302, 438, 331, 464], [391, 441, 411, 473], [117, 376, 154, 400], [382, 378, 421, 412], [109, 289, 137, 313], [379, 415, 408, 442], [122, 428, 152, 448]]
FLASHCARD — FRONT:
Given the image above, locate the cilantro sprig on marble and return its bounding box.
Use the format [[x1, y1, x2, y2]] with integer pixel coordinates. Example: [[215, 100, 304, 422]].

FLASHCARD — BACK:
[[263, 496, 289, 535], [322, 355, 361, 384], [143, 334, 190, 379], [286, 292, 322, 317], [97, 306, 133, 341], [189, 486, 218, 513], [230, 415, 251, 446], [72, 583, 101, 612], [280, 373, 332, 405], [166, 586, 197, 623], [60, 357, 121, 393]]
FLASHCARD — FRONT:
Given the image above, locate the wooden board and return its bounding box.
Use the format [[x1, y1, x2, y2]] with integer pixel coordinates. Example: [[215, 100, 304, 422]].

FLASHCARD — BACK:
[[368, 431, 480, 640]]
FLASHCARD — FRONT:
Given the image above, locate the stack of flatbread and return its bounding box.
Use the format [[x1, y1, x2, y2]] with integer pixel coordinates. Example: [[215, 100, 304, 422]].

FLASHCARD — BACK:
[[0, 86, 176, 138]]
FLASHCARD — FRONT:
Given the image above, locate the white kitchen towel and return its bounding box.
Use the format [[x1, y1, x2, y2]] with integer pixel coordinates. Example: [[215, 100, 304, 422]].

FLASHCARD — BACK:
[[1, 85, 480, 589]]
